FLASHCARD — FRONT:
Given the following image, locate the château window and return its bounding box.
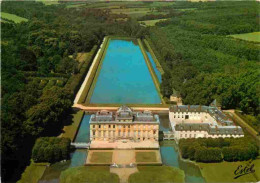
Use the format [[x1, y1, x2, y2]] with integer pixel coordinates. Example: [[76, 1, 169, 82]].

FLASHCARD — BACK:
[[109, 125, 111, 128], [113, 125, 115, 128], [99, 125, 101, 128], [93, 131, 95, 135], [93, 125, 95, 128]]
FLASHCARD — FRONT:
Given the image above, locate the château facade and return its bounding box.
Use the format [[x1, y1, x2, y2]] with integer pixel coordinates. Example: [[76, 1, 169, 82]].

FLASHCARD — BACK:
[[169, 101, 244, 140], [89, 106, 160, 142]]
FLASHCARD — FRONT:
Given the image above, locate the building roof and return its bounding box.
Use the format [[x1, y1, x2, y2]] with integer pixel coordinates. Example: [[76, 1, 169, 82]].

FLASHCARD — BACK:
[[170, 104, 233, 125], [90, 106, 158, 123], [175, 123, 243, 135]]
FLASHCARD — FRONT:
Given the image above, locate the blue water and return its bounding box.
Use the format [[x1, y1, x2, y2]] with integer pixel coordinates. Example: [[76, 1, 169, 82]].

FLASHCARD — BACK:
[[70, 150, 87, 167], [90, 39, 161, 104], [74, 115, 90, 143], [146, 51, 162, 83], [160, 142, 205, 183]]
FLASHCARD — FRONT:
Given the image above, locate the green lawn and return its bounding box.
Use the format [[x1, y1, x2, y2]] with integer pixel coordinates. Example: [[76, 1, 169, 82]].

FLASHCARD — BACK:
[[229, 32, 260, 43], [60, 110, 84, 141], [18, 161, 49, 183], [198, 159, 260, 182], [129, 166, 185, 183], [1, 12, 28, 23], [60, 166, 119, 183], [139, 19, 168, 26], [39, 161, 70, 181], [136, 152, 157, 162], [90, 152, 113, 163]]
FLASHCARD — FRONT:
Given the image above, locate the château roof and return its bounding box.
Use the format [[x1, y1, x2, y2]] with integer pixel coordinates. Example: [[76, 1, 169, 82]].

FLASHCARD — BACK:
[[175, 123, 243, 135]]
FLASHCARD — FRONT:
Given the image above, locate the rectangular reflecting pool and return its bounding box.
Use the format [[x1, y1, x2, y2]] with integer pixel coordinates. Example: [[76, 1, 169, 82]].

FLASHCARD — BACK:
[[90, 39, 161, 104]]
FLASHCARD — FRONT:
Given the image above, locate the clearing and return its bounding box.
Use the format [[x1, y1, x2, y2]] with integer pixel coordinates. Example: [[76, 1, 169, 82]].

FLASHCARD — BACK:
[[229, 32, 260, 43], [139, 19, 168, 26], [1, 12, 28, 23]]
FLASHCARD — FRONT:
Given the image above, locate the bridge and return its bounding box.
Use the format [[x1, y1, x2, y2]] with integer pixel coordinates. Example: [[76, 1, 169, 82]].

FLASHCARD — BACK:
[[71, 142, 90, 149], [163, 131, 175, 140]]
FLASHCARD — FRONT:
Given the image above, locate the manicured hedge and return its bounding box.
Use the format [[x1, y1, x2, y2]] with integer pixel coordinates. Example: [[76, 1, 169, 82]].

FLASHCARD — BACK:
[[32, 137, 71, 163], [179, 137, 258, 162]]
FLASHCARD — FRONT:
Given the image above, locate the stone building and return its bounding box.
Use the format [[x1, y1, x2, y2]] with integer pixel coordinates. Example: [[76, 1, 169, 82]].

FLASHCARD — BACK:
[[89, 106, 160, 142], [169, 101, 244, 140]]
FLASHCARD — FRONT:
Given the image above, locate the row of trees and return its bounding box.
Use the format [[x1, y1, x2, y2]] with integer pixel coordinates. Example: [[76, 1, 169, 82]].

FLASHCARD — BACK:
[[32, 137, 71, 163], [179, 138, 258, 162]]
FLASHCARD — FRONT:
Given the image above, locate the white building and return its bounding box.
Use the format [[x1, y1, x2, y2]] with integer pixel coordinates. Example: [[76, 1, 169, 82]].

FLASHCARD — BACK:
[[89, 106, 160, 142], [169, 101, 244, 141]]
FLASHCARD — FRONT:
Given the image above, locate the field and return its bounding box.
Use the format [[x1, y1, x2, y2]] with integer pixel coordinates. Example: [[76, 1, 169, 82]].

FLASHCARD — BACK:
[[198, 159, 260, 182], [229, 32, 260, 43], [90, 152, 113, 164], [136, 152, 157, 162], [110, 8, 167, 18], [139, 19, 168, 26], [1, 12, 28, 23], [18, 162, 49, 183], [60, 166, 119, 183], [36, 0, 59, 5], [59, 110, 84, 141], [129, 166, 185, 183]]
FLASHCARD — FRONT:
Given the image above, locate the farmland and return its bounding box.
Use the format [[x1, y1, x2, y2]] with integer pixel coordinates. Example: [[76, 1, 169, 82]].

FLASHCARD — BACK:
[[1, 12, 28, 23], [139, 19, 168, 26], [229, 32, 260, 43]]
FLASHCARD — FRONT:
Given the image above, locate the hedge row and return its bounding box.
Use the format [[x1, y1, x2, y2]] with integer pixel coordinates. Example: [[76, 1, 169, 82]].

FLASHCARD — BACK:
[[179, 137, 258, 163]]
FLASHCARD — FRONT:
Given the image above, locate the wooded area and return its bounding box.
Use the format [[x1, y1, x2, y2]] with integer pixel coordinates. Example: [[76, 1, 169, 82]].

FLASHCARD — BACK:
[[147, 1, 259, 116], [1, 1, 147, 181]]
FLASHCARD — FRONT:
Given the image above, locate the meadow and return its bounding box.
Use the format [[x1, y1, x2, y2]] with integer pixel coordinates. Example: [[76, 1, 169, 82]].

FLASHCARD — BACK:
[[229, 32, 260, 43], [1, 12, 28, 23]]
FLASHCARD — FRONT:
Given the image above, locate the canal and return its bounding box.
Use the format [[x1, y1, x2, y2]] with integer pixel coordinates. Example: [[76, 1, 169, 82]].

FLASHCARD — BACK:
[[89, 39, 161, 104]]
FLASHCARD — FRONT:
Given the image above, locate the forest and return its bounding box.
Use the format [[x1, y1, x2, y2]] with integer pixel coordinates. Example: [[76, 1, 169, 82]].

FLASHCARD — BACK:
[[1, 1, 146, 181], [147, 1, 259, 116]]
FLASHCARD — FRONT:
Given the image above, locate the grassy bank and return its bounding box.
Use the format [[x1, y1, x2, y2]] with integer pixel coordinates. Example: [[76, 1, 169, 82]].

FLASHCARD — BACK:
[[78, 37, 109, 104], [18, 161, 49, 183], [143, 39, 164, 75], [129, 166, 185, 183], [229, 112, 260, 143], [198, 159, 260, 182], [138, 39, 165, 104], [60, 166, 119, 183], [60, 110, 84, 141], [1, 12, 28, 23]]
